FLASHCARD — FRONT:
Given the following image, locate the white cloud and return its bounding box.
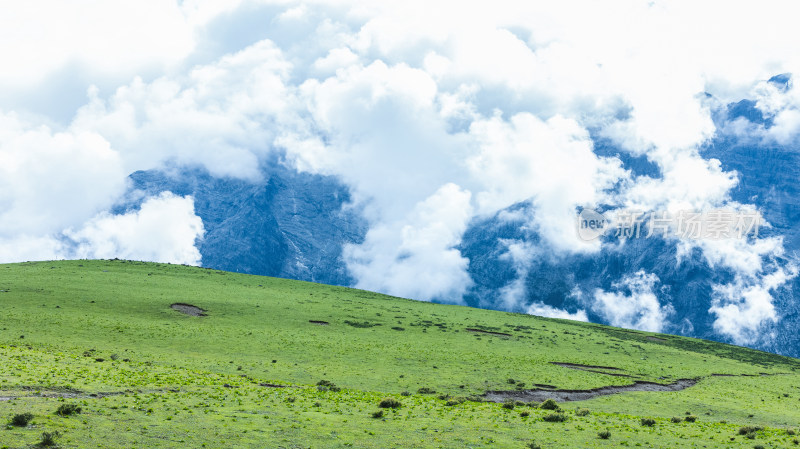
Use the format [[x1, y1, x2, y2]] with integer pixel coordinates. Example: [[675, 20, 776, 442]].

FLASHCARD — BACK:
[[344, 183, 473, 302], [65, 193, 205, 265], [593, 271, 673, 332], [710, 266, 798, 345], [527, 302, 589, 322], [0, 112, 127, 243]]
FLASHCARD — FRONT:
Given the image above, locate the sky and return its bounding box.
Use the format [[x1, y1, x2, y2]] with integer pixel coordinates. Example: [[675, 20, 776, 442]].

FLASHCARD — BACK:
[[1, 0, 800, 345]]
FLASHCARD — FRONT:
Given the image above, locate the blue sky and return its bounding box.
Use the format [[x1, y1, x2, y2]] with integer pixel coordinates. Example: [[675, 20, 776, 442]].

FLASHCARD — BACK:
[[1, 0, 799, 345]]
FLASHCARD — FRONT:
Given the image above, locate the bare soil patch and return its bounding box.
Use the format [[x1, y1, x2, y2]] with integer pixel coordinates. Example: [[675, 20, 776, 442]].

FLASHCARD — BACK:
[[465, 328, 512, 337], [646, 336, 667, 342], [170, 303, 207, 316], [484, 378, 698, 403], [551, 362, 636, 378]]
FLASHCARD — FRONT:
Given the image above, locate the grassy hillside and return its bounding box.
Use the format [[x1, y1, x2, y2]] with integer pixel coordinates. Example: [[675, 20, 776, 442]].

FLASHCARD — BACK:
[[1, 259, 799, 448]]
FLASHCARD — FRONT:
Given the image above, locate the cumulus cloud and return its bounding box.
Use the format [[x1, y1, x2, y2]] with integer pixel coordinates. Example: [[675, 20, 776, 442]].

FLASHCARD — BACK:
[[344, 183, 473, 302], [65, 193, 205, 265], [593, 271, 673, 333], [710, 265, 798, 345]]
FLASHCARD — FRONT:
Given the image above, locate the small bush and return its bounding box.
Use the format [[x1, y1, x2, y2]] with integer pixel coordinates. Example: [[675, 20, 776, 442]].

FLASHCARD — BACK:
[[501, 400, 515, 410], [640, 417, 656, 427], [400, 391, 411, 396], [378, 398, 402, 409], [371, 410, 384, 419], [671, 416, 683, 423], [10, 413, 34, 427], [788, 429, 797, 436], [507, 378, 516, 384], [598, 430, 611, 439], [526, 442, 541, 449], [542, 413, 568, 422], [417, 387, 436, 394], [754, 445, 765, 449], [739, 426, 763, 435], [575, 408, 590, 416], [55, 403, 82, 416], [684, 415, 697, 422], [39, 431, 60, 447], [519, 411, 530, 417], [540, 399, 560, 410], [316, 380, 341, 392]]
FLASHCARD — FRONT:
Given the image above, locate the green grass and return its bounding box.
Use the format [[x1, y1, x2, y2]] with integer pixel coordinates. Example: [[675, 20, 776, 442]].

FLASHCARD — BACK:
[[1, 259, 799, 448]]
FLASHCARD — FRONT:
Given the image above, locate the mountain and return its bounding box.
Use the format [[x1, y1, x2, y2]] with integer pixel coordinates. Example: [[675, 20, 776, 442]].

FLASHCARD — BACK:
[[116, 88, 800, 357]]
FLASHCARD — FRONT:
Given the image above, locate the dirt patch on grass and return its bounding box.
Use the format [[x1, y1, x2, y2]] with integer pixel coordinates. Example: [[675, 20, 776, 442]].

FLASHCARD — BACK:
[[466, 328, 512, 337], [646, 336, 667, 342], [551, 362, 636, 378], [171, 303, 207, 316], [484, 378, 698, 403], [551, 362, 624, 370], [309, 320, 330, 325]]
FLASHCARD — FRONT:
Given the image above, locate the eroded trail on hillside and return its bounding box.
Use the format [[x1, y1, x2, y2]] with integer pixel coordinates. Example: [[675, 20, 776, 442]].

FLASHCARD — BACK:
[[484, 378, 698, 402]]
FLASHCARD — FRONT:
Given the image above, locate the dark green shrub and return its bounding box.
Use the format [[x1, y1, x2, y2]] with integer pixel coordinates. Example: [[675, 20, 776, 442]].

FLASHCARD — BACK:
[[316, 380, 341, 392], [519, 411, 529, 417], [526, 442, 541, 449], [400, 391, 410, 396], [739, 426, 763, 435], [371, 410, 384, 419], [598, 430, 611, 439], [640, 417, 656, 426], [754, 445, 765, 449], [671, 416, 683, 423], [55, 403, 81, 416], [540, 399, 559, 410], [575, 408, 590, 416], [417, 387, 436, 394], [39, 431, 60, 447], [543, 413, 568, 422], [684, 415, 697, 422], [507, 378, 516, 384], [502, 400, 515, 410], [378, 398, 401, 409], [10, 412, 33, 427]]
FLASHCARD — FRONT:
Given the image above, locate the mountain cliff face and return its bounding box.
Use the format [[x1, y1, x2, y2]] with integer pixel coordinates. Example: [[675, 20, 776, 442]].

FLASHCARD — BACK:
[[122, 160, 366, 286], [118, 90, 800, 357]]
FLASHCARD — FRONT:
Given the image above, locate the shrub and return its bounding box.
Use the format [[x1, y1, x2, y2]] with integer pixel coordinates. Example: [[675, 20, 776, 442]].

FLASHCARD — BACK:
[[316, 380, 341, 392], [526, 442, 542, 449], [55, 403, 82, 416], [10, 413, 33, 427], [540, 399, 560, 410], [371, 410, 384, 419], [788, 429, 797, 436], [519, 411, 530, 417], [378, 398, 402, 409], [507, 378, 516, 384], [501, 400, 515, 410], [598, 430, 611, 439], [754, 445, 765, 449], [39, 431, 60, 447], [575, 408, 590, 416], [542, 413, 568, 422], [640, 417, 656, 427], [400, 391, 411, 396], [684, 415, 698, 422], [739, 426, 763, 435], [417, 387, 436, 394], [671, 416, 683, 423]]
